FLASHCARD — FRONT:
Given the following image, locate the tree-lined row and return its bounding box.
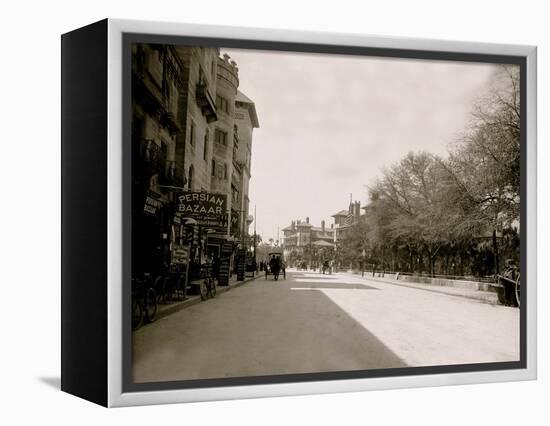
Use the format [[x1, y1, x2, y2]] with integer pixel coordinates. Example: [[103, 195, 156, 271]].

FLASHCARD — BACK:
[[338, 66, 520, 277]]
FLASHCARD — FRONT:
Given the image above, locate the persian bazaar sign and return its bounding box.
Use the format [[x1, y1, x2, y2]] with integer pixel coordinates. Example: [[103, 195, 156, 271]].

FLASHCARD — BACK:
[[144, 192, 162, 216], [176, 191, 227, 226]]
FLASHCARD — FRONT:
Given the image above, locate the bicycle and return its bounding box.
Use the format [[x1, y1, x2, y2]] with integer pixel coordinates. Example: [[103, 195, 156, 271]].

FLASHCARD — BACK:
[[131, 273, 158, 330], [199, 264, 217, 301], [495, 273, 520, 307]]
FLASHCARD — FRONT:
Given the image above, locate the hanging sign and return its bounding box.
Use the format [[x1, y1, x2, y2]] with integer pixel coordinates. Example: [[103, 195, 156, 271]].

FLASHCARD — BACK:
[[175, 191, 227, 227]]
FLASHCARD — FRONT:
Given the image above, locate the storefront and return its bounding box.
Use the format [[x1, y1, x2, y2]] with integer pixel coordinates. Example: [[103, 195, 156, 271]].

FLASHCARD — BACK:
[[174, 191, 236, 287]]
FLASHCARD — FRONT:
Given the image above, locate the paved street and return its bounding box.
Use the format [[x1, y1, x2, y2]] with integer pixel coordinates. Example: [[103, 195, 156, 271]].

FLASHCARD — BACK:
[[132, 270, 520, 383]]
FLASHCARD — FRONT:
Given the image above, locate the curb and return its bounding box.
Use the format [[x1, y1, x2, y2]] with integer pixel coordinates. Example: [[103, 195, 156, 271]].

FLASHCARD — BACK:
[[344, 273, 499, 305], [155, 273, 263, 322]]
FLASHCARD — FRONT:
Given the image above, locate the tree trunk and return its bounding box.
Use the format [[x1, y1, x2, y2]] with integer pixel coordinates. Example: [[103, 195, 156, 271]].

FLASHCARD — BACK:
[[492, 229, 499, 275]]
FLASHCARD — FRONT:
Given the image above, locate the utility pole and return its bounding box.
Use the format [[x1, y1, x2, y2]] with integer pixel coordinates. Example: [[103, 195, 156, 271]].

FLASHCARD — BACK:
[[253, 204, 257, 275]]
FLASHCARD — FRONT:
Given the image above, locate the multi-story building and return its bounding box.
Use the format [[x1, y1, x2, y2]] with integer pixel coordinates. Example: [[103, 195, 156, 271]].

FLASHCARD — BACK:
[[131, 45, 259, 282], [331, 200, 363, 243], [282, 217, 336, 264], [211, 54, 239, 237], [233, 90, 260, 241], [131, 43, 186, 273], [175, 46, 219, 192]]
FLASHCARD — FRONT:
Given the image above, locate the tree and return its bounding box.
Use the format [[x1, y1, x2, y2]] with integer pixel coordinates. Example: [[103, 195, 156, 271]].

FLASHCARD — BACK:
[[444, 65, 520, 273], [367, 152, 457, 275]]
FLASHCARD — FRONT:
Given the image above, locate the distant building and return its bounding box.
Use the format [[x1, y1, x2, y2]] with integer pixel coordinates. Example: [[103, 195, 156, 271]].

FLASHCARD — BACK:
[[282, 217, 336, 261], [331, 200, 364, 243]]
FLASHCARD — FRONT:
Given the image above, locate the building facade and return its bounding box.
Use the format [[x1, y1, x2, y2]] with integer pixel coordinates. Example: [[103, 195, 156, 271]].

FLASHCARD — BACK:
[[131, 44, 186, 274], [331, 200, 364, 243], [282, 217, 336, 265], [233, 90, 260, 242], [131, 44, 259, 283]]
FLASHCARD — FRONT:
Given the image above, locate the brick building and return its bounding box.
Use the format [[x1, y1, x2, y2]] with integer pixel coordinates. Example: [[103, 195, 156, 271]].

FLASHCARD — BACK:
[[282, 217, 336, 265]]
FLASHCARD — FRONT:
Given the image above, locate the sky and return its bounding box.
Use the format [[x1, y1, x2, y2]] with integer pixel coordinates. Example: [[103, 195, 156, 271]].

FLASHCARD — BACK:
[[224, 48, 500, 242]]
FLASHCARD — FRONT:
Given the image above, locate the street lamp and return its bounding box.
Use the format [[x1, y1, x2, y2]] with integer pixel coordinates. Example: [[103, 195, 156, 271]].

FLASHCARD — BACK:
[[361, 248, 366, 278]]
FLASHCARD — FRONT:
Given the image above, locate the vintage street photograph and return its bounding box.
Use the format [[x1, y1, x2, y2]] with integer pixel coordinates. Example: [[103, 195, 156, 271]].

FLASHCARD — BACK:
[[130, 43, 521, 384]]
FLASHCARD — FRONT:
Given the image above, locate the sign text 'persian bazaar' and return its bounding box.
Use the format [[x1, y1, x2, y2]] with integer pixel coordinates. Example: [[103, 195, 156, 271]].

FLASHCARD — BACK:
[[175, 191, 228, 227]]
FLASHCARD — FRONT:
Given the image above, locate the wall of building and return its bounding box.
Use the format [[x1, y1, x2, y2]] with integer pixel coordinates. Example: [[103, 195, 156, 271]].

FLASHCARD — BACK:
[[175, 46, 219, 192], [234, 93, 257, 236], [211, 54, 239, 236]]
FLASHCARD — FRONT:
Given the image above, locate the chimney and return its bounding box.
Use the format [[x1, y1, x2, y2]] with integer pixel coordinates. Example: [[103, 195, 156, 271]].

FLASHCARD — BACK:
[[331, 223, 334, 229], [306, 217, 309, 224], [321, 220, 325, 232], [291, 220, 295, 231]]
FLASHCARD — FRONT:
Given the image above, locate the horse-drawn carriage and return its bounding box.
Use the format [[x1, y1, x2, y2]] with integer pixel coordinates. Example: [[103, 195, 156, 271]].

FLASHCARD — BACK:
[[265, 251, 286, 281]]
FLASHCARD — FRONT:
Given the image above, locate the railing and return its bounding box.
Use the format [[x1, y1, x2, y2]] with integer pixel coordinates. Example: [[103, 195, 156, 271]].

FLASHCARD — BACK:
[[353, 269, 495, 283], [140, 139, 166, 173], [160, 111, 180, 132], [163, 160, 185, 186]]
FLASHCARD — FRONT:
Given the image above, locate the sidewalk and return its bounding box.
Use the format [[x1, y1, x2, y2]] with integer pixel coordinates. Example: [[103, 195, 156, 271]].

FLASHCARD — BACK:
[[155, 272, 263, 321], [340, 271, 499, 305]]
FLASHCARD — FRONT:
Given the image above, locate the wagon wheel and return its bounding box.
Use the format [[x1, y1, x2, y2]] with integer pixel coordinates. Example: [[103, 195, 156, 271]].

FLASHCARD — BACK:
[[131, 295, 143, 330], [199, 278, 208, 301], [515, 273, 521, 307], [153, 275, 164, 304], [210, 278, 217, 298], [144, 287, 158, 323], [160, 276, 172, 304]]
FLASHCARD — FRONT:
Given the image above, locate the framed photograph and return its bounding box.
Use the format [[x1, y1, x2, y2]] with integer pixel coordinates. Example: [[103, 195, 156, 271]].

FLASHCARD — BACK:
[[61, 19, 537, 407]]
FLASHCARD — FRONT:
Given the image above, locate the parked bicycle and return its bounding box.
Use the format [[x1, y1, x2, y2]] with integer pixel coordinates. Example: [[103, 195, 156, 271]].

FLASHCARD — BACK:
[[495, 260, 520, 307], [157, 266, 186, 304], [131, 273, 158, 330], [199, 263, 217, 301], [495, 273, 520, 307]]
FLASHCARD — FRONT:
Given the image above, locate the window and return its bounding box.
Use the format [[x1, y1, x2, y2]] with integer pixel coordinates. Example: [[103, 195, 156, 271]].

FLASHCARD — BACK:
[[198, 67, 205, 85], [203, 129, 209, 160], [147, 47, 163, 85], [216, 164, 224, 179], [224, 163, 228, 180], [189, 121, 195, 147], [214, 129, 228, 146], [216, 95, 230, 114], [211, 159, 216, 177], [167, 80, 178, 114], [188, 165, 194, 190]]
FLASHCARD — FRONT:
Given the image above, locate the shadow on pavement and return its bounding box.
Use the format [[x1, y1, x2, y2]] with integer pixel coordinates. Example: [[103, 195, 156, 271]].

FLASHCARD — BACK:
[[132, 271, 406, 383]]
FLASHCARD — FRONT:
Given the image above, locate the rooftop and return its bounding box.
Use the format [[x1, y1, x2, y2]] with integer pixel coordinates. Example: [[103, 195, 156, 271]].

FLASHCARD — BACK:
[[331, 209, 350, 217], [236, 90, 260, 128]]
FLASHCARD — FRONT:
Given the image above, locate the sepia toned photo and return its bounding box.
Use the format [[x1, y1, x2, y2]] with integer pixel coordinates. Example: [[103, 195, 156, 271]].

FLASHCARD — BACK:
[[128, 41, 522, 386]]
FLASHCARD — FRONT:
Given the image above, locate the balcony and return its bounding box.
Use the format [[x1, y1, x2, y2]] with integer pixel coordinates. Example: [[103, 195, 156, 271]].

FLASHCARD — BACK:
[[161, 160, 186, 187], [160, 111, 181, 133], [195, 83, 218, 123], [140, 139, 166, 174]]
